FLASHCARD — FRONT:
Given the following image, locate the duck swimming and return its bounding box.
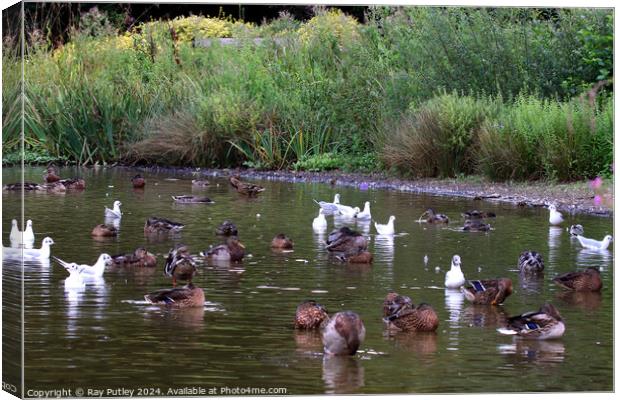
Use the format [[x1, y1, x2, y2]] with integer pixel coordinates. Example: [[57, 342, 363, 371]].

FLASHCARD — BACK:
[[383, 302, 439, 332], [164, 244, 197, 286], [144, 217, 185, 235], [325, 227, 368, 254], [445, 255, 465, 289], [202, 236, 246, 262], [111, 247, 157, 268], [462, 219, 491, 232], [91, 224, 118, 237], [498, 303, 565, 340], [3, 182, 46, 191], [462, 210, 496, 219], [144, 283, 205, 308], [215, 220, 238, 237], [422, 208, 449, 224], [43, 166, 61, 183], [172, 195, 214, 204], [383, 292, 413, 318], [322, 311, 366, 356], [518, 251, 545, 275], [462, 278, 513, 305], [192, 179, 210, 187], [335, 250, 373, 264], [271, 234, 294, 249], [229, 175, 265, 196], [131, 174, 146, 188], [295, 300, 329, 329], [59, 178, 86, 190], [553, 267, 602, 292]]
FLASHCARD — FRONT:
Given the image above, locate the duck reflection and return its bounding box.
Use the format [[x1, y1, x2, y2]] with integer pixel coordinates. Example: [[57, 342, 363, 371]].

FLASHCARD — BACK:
[[386, 331, 438, 357], [444, 289, 464, 327], [322, 355, 365, 394], [294, 330, 323, 355], [555, 290, 602, 311], [548, 227, 562, 266], [143, 306, 206, 331], [356, 219, 371, 235], [518, 272, 544, 295], [576, 248, 613, 267], [462, 305, 507, 328], [374, 234, 394, 264], [497, 340, 565, 365]]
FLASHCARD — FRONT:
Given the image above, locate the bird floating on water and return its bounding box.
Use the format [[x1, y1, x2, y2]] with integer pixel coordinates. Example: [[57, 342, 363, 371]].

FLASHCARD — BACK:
[[313, 194, 340, 215], [552, 267, 602, 292], [229, 175, 265, 196], [548, 204, 564, 225], [172, 195, 214, 204], [104, 201, 122, 219], [497, 303, 565, 340], [445, 255, 465, 289], [54, 253, 112, 278], [312, 209, 327, 231], [144, 217, 184, 235], [91, 224, 118, 237], [201, 236, 246, 262], [462, 278, 513, 305], [322, 311, 366, 356], [374, 216, 396, 235], [568, 224, 584, 236], [422, 208, 449, 224], [9, 219, 35, 247], [576, 234, 613, 250], [131, 174, 146, 188], [164, 244, 197, 286], [354, 201, 372, 220], [144, 283, 205, 308], [4, 237, 54, 260], [295, 300, 329, 329], [111, 247, 157, 268], [63, 263, 86, 290]]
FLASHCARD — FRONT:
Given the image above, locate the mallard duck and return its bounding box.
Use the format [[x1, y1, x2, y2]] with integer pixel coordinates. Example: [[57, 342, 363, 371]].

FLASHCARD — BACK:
[[576, 234, 613, 250], [144, 283, 205, 308], [314, 194, 340, 215], [295, 300, 329, 329], [375, 215, 396, 235], [192, 179, 210, 187], [384, 303, 439, 332], [312, 209, 328, 231], [54, 253, 112, 278], [131, 174, 146, 188], [271, 233, 294, 249], [3, 182, 46, 191], [548, 204, 564, 225], [462, 278, 513, 305], [335, 250, 373, 264], [172, 195, 214, 204], [518, 251, 545, 274], [322, 311, 366, 356], [462, 210, 496, 219], [569, 224, 584, 236], [59, 178, 86, 190], [104, 201, 122, 219], [4, 237, 54, 260], [354, 201, 372, 220], [164, 244, 197, 286], [498, 303, 565, 340], [229, 175, 265, 196], [382, 292, 413, 317], [144, 217, 185, 235], [215, 220, 238, 236], [201, 236, 246, 262], [91, 224, 118, 237], [422, 208, 449, 224], [111, 247, 157, 268], [43, 166, 61, 183], [553, 267, 602, 292], [326, 227, 368, 254], [462, 219, 491, 232], [445, 255, 465, 289]]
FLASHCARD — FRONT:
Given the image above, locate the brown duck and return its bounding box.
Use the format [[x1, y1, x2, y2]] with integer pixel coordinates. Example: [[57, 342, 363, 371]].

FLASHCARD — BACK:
[[462, 278, 513, 305], [164, 244, 197, 286], [271, 233, 294, 249], [295, 300, 329, 329], [144, 283, 205, 308], [422, 208, 449, 224], [322, 311, 366, 356], [384, 302, 439, 332], [202, 236, 245, 262], [325, 227, 368, 254], [383, 292, 413, 317], [229, 175, 265, 196], [43, 166, 61, 183], [553, 267, 602, 292], [335, 250, 373, 264], [91, 224, 118, 237], [111, 247, 157, 268], [131, 174, 146, 188]]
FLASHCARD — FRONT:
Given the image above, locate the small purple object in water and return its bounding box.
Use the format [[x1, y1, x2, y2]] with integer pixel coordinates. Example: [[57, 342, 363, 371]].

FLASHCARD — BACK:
[[359, 182, 369, 191]]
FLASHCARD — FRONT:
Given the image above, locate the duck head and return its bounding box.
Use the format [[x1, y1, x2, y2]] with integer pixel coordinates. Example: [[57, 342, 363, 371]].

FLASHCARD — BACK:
[[540, 303, 562, 321]]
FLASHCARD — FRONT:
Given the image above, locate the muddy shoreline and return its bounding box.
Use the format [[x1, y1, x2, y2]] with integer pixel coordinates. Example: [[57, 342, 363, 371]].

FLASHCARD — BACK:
[[117, 165, 612, 218]]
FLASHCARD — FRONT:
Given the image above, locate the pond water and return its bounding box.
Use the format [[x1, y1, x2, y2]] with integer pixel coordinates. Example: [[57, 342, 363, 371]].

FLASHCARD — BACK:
[[2, 166, 614, 395]]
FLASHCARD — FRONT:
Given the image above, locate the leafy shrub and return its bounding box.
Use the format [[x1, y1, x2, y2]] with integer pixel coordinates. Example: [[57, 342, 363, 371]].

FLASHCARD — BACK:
[[292, 153, 345, 172]]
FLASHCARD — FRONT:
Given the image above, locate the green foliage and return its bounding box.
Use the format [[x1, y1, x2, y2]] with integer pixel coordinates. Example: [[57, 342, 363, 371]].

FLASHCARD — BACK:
[[2, 149, 69, 166], [293, 153, 344, 172]]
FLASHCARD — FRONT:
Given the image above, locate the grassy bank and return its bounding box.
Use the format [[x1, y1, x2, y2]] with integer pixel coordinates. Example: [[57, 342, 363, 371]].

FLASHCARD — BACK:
[[2, 7, 613, 181]]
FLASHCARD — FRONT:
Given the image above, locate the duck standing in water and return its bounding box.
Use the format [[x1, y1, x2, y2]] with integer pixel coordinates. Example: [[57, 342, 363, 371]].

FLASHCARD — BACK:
[[131, 174, 146, 188], [518, 251, 545, 275], [462, 278, 513, 305], [229, 175, 265, 196], [552, 267, 602, 292], [445, 255, 465, 289], [201, 236, 246, 262], [322, 311, 366, 356], [271, 233, 294, 249], [144, 283, 205, 308], [164, 244, 197, 287], [498, 303, 565, 340], [295, 300, 329, 329]]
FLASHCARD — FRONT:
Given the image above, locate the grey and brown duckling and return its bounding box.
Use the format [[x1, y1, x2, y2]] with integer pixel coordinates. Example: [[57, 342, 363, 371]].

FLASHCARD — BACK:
[[462, 278, 513, 305], [229, 175, 265, 196], [462, 210, 496, 219], [335, 250, 373, 264], [43, 166, 61, 183], [271, 233, 294, 249], [191, 179, 210, 187], [322, 311, 366, 356], [59, 178, 86, 190], [202, 236, 245, 262], [172, 195, 214, 204], [111, 247, 157, 268], [383, 295, 439, 332], [91, 224, 118, 237], [295, 300, 329, 329], [215, 220, 238, 237], [325, 227, 368, 254], [422, 208, 449, 224], [462, 219, 491, 232], [144, 283, 205, 308], [383, 292, 413, 318], [3, 182, 46, 191], [164, 244, 197, 286], [569, 224, 584, 236], [553, 267, 602, 292], [518, 251, 544, 275], [131, 174, 146, 188], [498, 303, 565, 339], [144, 217, 185, 235]]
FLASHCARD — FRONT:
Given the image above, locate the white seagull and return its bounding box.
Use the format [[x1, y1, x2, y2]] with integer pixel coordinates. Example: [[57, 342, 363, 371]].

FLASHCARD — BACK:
[[576, 234, 613, 251], [312, 209, 328, 231], [374, 215, 396, 235], [63, 263, 86, 289], [54, 253, 112, 278], [354, 201, 372, 220], [313, 194, 340, 215], [336, 203, 360, 218], [3, 237, 54, 260], [445, 255, 465, 289], [9, 219, 35, 247], [105, 201, 122, 219], [548, 205, 564, 225]]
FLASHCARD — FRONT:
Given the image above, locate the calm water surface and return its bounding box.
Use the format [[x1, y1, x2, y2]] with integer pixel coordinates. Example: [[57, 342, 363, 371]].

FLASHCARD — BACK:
[[2, 167, 614, 395]]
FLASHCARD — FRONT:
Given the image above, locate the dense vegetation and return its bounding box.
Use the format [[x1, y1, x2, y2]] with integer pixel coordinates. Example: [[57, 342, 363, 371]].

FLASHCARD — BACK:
[[2, 6, 613, 181]]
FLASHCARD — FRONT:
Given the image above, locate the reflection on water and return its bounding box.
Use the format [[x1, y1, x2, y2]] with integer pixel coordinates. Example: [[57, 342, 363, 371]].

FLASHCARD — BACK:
[[294, 330, 323, 355], [322, 355, 365, 394], [555, 290, 603, 311], [374, 234, 395, 263], [497, 340, 566, 365], [462, 305, 507, 328], [387, 331, 438, 357], [576, 248, 613, 267], [518, 272, 545, 295]]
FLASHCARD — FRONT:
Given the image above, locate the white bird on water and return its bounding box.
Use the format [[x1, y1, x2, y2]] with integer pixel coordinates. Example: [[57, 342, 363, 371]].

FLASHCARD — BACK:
[[337, 203, 360, 218], [63, 263, 86, 289], [54, 253, 112, 278], [374, 216, 396, 235], [105, 201, 122, 219], [9, 219, 35, 248], [313, 194, 340, 215], [548, 205, 564, 225], [354, 201, 372, 220], [445, 255, 465, 289], [3, 237, 54, 260], [576, 234, 613, 251], [312, 209, 327, 231]]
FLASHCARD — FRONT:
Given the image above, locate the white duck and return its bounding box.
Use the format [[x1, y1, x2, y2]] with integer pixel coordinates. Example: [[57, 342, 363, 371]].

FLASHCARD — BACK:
[[104, 201, 122, 219], [314, 194, 340, 215], [354, 201, 372, 220], [445, 255, 465, 289], [312, 209, 328, 231], [576, 234, 613, 251], [63, 263, 86, 289], [54, 253, 112, 278], [548, 205, 564, 225], [3, 237, 54, 260], [374, 216, 395, 235], [9, 219, 35, 248]]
